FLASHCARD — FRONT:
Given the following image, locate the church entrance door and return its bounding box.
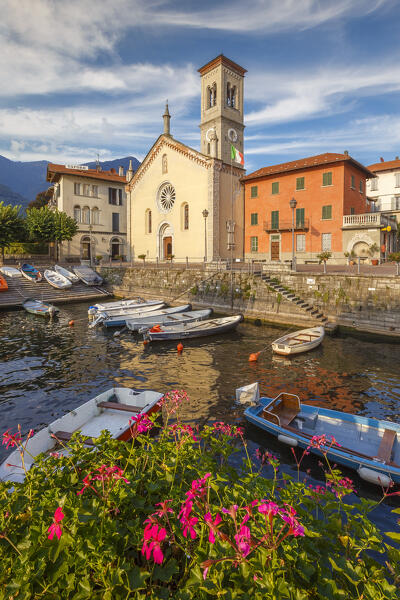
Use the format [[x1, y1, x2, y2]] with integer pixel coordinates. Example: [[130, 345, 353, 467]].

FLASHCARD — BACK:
[[163, 236, 172, 259]]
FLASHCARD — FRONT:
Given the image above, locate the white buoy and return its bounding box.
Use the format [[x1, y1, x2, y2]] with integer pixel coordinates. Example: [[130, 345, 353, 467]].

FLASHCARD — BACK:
[[357, 467, 392, 488], [278, 434, 298, 447]]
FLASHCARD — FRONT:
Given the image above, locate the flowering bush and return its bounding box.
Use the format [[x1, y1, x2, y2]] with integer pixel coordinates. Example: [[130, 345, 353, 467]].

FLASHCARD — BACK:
[[0, 393, 399, 599]]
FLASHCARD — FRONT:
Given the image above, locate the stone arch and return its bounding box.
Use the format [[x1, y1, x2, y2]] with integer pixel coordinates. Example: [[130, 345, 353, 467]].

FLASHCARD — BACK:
[[346, 232, 375, 256], [82, 206, 90, 224], [157, 221, 174, 260], [91, 206, 99, 225], [110, 236, 124, 260], [80, 234, 96, 260]]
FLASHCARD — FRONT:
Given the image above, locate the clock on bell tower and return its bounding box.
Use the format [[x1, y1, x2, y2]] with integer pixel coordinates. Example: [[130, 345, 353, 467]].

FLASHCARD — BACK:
[[198, 55, 246, 166]]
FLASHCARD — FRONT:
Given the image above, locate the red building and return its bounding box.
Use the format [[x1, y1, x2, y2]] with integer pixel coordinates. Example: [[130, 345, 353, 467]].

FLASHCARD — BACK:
[[242, 152, 373, 262]]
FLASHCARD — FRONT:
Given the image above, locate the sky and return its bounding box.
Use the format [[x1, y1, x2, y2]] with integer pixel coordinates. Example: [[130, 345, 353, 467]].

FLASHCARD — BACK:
[[1, 0, 400, 173]]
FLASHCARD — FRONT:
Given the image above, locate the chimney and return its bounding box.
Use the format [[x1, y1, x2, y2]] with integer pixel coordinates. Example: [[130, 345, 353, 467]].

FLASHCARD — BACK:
[[163, 101, 171, 136], [380, 157, 384, 162], [344, 150, 349, 156], [119, 166, 124, 176], [396, 156, 399, 160], [110, 168, 116, 174], [126, 159, 134, 182]]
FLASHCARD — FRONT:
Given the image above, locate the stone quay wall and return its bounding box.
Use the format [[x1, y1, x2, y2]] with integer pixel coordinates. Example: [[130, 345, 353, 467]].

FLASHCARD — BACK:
[[98, 266, 400, 337]]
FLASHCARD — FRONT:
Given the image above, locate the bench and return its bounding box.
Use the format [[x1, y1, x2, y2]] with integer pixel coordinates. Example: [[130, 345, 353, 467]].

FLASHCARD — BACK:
[[262, 393, 301, 427], [375, 428, 397, 464], [53, 430, 96, 446], [97, 401, 143, 413], [304, 259, 319, 264]]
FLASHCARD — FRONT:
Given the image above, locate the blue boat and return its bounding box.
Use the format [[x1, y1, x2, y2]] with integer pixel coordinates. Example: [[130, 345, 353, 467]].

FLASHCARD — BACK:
[[22, 298, 59, 318], [20, 263, 43, 282], [241, 384, 400, 486]]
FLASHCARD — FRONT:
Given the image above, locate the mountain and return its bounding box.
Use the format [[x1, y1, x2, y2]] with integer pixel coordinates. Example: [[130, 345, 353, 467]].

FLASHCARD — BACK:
[[0, 155, 141, 210]]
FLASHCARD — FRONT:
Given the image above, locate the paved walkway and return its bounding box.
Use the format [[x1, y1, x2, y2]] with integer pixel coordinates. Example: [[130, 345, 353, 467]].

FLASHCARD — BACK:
[[295, 263, 399, 276]]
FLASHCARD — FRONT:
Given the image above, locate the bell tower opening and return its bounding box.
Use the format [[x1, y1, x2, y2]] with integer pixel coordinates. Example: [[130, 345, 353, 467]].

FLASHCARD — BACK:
[[198, 54, 246, 166]]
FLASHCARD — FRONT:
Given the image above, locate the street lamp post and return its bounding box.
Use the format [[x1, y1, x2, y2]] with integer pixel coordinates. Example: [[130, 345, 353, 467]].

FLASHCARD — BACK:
[[202, 209, 209, 262], [289, 197, 297, 271], [89, 223, 93, 267]]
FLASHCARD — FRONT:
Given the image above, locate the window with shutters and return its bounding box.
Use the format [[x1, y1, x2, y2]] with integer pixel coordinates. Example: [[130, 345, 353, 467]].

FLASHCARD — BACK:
[[74, 183, 81, 195], [322, 172, 332, 186], [351, 175, 355, 189], [73, 206, 81, 223], [82, 206, 90, 224], [109, 188, 123, 206], [296, 177, 305, 190], [112, 213, 119, 232], [359, 180, 363, 193], [83, 184, 90, 196], [250, 236, 258, 252], [296, 234, 305, 252], [92, 185, 98, 197], [322, 205, 332, 220], [271, 181, 279, 195], [395, 173, 400, 188], [370, 178, 378, 191], [91, 207, 99, 225], [321, 233, 331, 251], [250, 213, 258, 225], [296, 207, 305, 227], [271, 210, 279, 229], [350, 207, 355, 215], [251, 186, 258, 198]]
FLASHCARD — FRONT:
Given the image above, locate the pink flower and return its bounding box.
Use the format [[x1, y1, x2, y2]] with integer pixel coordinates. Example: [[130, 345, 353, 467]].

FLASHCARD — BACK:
[[141, 524, 167, 564], [154, 500, 174, 517], [234, 524, 251, 557], [222, 504, 239, 519], [204, 512, 222, 544], [203, 566, 209, 580], [48, 506, 64, 540], [258, 501, 279, 517], [280, 506, 305, 537], [181, 515, 198, 539], [130, 414, 153, 434], [2, 429, 22, 449]]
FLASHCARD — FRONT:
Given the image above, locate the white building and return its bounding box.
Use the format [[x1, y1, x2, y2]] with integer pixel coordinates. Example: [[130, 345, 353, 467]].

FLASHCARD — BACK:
[[47, 162, 134, 262], [367, 157, 400, 212]]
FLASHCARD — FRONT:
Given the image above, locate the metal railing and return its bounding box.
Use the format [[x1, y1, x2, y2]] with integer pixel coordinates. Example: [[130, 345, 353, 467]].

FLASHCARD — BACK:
[[263, 219, 309, 232]]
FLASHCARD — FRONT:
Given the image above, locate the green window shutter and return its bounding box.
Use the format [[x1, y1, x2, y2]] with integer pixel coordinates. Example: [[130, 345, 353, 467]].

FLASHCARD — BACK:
[[296, 177, 305, 190], [271, 181, 279, 194], [251, 185, 258, 198], [322, 172, 332, 186], [359, 180, 363, 193], [350, 207, 355, 215], [250, 213, 258, 225], [250, 236, 258, 252], [271, 210, 279, 229], [351, 175, 355, 189], [296, 207, 305, 227], [322, 205, 332, 219]]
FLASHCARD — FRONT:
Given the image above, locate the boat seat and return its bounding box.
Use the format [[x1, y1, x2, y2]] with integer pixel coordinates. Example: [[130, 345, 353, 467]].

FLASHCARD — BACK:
[[97, 401, 142, 413], [375, 428, 397, 463], [262, 393, 301, 427], [53, 431, 96, 446]]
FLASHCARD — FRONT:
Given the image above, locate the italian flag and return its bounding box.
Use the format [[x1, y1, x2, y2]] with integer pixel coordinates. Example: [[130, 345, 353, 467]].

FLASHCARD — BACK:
[[230, 144, 244, 166]]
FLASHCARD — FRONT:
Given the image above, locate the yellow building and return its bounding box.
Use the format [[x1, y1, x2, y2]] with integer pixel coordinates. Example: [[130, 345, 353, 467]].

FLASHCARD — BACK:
[[127, 55, 246, 263]]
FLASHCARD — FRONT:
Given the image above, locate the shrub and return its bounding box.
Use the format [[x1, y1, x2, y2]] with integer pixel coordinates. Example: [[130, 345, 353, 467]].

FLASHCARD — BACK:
[[0, 393, 399, 599]]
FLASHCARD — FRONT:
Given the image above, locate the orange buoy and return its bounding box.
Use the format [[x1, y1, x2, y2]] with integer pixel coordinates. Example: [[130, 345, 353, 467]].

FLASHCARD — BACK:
[[68, 320, 75, 327], [177, 342, 183, 353], [249, 352, 261, 362], [143, 340, 149, 345]]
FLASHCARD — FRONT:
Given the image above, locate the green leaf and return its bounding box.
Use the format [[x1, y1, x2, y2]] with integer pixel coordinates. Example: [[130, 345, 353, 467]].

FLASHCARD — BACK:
[[385, 531, 400, 542]]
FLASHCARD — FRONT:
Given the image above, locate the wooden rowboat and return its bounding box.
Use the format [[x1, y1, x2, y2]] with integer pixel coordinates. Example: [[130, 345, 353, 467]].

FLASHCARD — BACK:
[[94, 298, 163, 311], [144, 314, 244, 341], [0, 267, 21, 278], [0, 275, 8, 292], [0, 387, 163, 483], [241, 384, 400, 486], [73, 265, 103, 286], [127, 308, 213, 333], [44, 269, 73, 289], [20, 263, 43, 283], [22, 298, 59, 317], [272, 326, 324, 356]]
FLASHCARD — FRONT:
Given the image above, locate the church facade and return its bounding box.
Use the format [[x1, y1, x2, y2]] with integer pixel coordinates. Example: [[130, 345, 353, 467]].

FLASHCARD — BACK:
[[126, 55, 246, 263]]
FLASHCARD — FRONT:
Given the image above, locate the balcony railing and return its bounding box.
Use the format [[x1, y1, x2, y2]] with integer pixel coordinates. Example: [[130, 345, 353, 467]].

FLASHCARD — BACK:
[[263, 219, 309, 232], [342, 213, 397, 228]]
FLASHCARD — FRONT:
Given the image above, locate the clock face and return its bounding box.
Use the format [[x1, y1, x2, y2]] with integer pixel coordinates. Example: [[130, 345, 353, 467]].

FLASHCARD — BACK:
[[228, 128, 238, 142], [206, 127, 215, 142]]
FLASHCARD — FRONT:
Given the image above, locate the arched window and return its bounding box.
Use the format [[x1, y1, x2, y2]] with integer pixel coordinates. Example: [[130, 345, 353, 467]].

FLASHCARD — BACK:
[[82, 206, 90, 224], [91, 207, 99, 225], [207, 83, 217, 108], [145, 209, 152, 234], [181, 202, 189, 230], [73, 205, 81, 223], [162, 154, 168, 174], [227, 83, 236, 107]]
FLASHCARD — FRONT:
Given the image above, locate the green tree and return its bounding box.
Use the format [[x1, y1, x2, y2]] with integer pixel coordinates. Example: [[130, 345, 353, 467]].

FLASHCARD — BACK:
[[0, 201, 25, 260], [53, 211, 78, 260], [26, 206, 55, 243], [27, 189, 50, 210]]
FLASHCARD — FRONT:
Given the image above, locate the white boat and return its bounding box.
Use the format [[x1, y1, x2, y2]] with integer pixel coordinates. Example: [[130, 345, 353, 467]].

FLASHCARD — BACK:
[[0, 266, 22, 278], [73, 265, 103, 286], [271, 326, 325, 356], [93, 303, 184, 329], [0, 387, 163, 484], [242, 384, 400, 486], [89, 302, 167, 328], [94, 298, 163, 311], [127, 308, 213, 332], [54, 264, 79, 283], [44, 269, 73, 290], [144, 314, 244, 341]]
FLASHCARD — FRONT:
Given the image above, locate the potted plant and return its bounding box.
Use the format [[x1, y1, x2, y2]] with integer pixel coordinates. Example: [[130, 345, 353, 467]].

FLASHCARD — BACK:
[[317, 251, 332, 273], [367, 243, 380, 265], [95, 254, 103, 265], [344, 250, 356, 265], [138, 254, 146, 265]]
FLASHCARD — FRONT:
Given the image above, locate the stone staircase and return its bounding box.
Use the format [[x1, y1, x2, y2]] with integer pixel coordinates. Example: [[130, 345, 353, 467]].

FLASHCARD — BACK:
[[258, 272, 330, 326]]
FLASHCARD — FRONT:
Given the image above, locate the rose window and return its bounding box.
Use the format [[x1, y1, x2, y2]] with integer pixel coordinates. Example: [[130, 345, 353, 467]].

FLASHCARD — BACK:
[[158, 183, 175, 213]]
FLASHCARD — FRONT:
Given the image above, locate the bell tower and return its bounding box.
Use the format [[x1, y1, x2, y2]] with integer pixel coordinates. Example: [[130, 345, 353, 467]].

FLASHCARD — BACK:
[[198, 55, 246, 166]]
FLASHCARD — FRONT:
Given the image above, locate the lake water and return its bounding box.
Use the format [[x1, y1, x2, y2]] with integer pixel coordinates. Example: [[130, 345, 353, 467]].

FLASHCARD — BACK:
[[1, 301, 400, 529]]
